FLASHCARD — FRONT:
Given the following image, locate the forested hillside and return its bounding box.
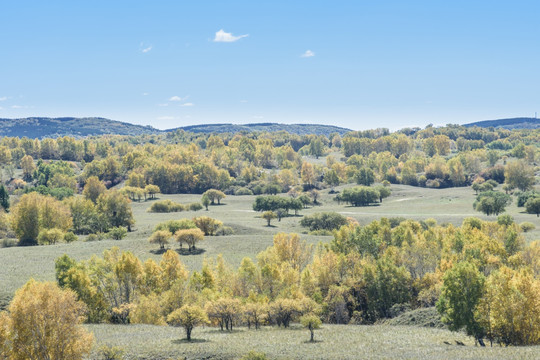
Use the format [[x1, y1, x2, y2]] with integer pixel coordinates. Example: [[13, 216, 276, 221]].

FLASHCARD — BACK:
[[0, 123, 539, 359]]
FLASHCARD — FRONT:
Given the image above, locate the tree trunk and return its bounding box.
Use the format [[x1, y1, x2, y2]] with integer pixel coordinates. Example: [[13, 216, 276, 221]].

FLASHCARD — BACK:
[[310, 326, 314, 342], [186, 327, 192, 341]]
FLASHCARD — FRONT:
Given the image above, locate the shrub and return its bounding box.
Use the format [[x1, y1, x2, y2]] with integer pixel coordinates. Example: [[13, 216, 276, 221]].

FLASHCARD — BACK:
[[300, 212, 348, 231], [215, 225, 234, 236], [64, 232, 78, 243], [154, 219, 196, 234], [98, 345, 125, 360], [193, 216, 223, 236], [148, 199, 186, 213], [188, 202, 203, 211], [37, 228, 65, 245], [240, 351, 269, 360], [497, 214, 514, 226], [520, 222, 536, 232], [108, 227, 128, 240], [235, 187, 253, 195], [86, 234, 99, 242]]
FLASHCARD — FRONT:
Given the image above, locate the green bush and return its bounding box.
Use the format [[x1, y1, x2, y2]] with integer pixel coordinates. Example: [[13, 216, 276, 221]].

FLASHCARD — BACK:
[[63, 232, 78, 243], [154, 219, 196, 234], [108, 227, 128, 240], [98, 345, 125, 360], [240, 351, 269, 360], [520, 222, 536, 232], [300, 212, 348, 231], [235, 187, 254, 195]]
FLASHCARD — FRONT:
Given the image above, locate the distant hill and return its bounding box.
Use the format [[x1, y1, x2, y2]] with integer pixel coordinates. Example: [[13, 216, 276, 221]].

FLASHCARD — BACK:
[[463, 117, 540, 130], [0, 117, 160, 138], [170, 123, 352, 136], [0, 118, 352, 138]]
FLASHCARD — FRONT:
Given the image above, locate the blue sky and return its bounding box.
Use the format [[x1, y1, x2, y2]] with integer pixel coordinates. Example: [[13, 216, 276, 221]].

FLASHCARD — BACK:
[[1, 1, 539, 130]]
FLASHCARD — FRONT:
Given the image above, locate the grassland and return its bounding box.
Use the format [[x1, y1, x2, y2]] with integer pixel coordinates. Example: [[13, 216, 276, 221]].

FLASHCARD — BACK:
[[1, 181, 539, 358], [88, 323, 539, 360]]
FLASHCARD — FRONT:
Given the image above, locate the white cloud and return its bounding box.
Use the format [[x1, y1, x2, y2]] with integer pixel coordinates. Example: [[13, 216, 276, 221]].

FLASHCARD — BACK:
[[301, 50, 315, 58], [139, 42, 152, 53], [0, 97, 7, 101], [157, 116, 175, 120], [169, 95, 185, 102], [180, 102, 194, 107], [142, 92, 149, 96], [214, 29, 248, 42]]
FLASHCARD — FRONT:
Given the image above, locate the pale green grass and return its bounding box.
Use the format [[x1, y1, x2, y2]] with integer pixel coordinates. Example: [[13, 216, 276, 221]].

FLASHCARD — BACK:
[[87, 323, 539, 360], [1, 183, 539, 302]]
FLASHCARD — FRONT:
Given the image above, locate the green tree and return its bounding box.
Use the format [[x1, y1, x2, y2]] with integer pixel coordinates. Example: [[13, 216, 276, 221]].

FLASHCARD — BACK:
[[167, 305, 209, 341], [96, 191, 135, 232], [201, 194, 210, 210], [83, 176, 107, 203], [504, 160, 535, 192], [203, 189, 226, 205], [473, 191, 511, 216], [354, 168, 375, 186], [0, 184, 9, 211], [300, 314, 322, 342], [525, 197, 540, 217], [436, 262, 486, 346]]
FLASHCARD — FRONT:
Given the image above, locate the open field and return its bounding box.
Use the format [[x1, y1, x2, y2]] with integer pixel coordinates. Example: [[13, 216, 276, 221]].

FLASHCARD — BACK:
[[88, 323, 540, 360], [2, 182, 539, 302]]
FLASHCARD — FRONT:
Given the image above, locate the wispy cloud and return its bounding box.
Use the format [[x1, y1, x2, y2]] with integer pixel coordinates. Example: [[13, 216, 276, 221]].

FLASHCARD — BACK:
[[214, 29, 248, 42], [169, 95, 186, 102], [139, 42, 152, 53], [301, 50, 315, 58], [142, 92, 149, 96], [158, 103, 169, 107], [0, 97, 7, 101], [180, 102, 194, 107], [11, 105, 24, 109]]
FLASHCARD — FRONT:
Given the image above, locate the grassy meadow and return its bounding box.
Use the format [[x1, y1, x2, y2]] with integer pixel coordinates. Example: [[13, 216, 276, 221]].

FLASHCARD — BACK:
[[1, 179, 539, 359]]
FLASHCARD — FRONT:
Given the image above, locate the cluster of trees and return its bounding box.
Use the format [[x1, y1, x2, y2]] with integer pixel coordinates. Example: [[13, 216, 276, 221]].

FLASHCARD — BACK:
[[335, 185, 391, 207], [52, 217, 539, 346], [148, 217, 226, 250]]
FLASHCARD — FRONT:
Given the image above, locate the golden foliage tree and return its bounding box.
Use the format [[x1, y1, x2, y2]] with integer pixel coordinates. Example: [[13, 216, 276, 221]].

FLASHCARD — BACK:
[[2, 280, 93, 360]]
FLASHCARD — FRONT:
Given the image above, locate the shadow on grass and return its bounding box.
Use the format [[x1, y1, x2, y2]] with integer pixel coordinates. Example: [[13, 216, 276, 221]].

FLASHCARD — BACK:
[[206, 329, 245, 334], [150, 248, 168, 255], [172, 338, 210, 344], [302, 340, 323, 344], [176, 248, 206, 256]]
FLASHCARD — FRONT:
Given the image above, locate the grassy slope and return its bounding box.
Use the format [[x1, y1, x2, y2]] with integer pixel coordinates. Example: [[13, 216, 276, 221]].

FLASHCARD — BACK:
[[1, 178, 539, 358], [88, 323, 539, 360], [1, 183, 539, 300]]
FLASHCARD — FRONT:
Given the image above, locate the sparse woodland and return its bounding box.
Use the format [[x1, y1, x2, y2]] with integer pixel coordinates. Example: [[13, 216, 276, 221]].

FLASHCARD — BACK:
[[0, 124, 540, 358]]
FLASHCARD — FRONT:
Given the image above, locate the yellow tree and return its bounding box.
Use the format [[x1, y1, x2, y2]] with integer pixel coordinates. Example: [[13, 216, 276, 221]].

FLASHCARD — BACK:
[[3, 280, 93, 360], [82, 176, 107, 203], [167, 305, 208, 341]]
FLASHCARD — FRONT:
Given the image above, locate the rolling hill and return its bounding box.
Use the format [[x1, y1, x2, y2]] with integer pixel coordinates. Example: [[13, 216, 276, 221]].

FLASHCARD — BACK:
[[0, 118, 352, 138], [463, 117, 540, 129]]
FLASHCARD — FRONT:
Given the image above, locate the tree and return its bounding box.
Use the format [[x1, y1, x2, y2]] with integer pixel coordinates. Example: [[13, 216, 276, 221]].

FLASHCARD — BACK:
[[262, 211, 277, 226], [473, 191, 511, 216], [205, 298, 243, 331], [505, 160, 535, 192], [354, 168, 375, 186], [301, 162, 315, 188], [375, 185, 391, 202], [2, 279, 93, 359], [436, 262, 486, 346], [526, 197, 540, 217], [144, 184, 160, 200], [0, 184, 9, 211], [10, 192, 72, 245], [193, 216, 223, 236], [300, 314, 322, 342], [83, 176, 107, 203], [37, 228, 65, 245], [149, 230, 172, 250], [203, 189, 226, 205], [167, 305, 208, 341], [20, 155, 35, 181], [300, 212, 348, 231], [96, 191, 135, 231], [175, 228, 204, 251], [201, 194, 210, 210]]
